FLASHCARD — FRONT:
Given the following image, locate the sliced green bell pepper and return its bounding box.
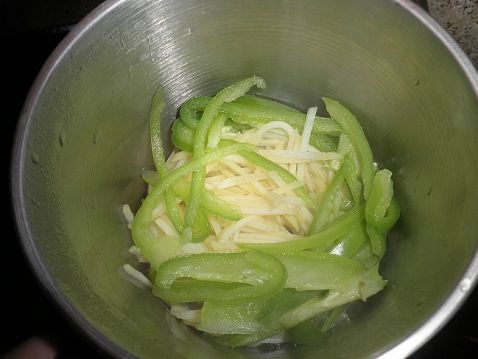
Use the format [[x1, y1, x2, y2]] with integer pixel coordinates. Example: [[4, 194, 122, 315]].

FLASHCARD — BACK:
[[240, 206, 362, 254], [338, 133, 362, 205], [132, 142, 255, 268], [278, 265, 386, 329], [323, 97, 374, 200], [153, 251, 286, 303], [186, 77, 266, 230], [365, 169, 393, 229], [276, 252, 366, 291], [179, 96, 210, 129], [207, 113, 228, 148], [309, 164, 346, 234], [172, 119, 194, 152], [198, 297, 269, 335], [149, 87, 184, 232]]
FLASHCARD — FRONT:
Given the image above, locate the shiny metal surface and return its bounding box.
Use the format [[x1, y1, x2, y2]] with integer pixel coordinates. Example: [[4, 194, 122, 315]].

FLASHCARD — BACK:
[[12, 0, 478, 358]]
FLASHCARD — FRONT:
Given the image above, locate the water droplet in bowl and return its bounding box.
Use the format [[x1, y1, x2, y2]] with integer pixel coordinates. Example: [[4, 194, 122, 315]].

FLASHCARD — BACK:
[[31, 153, 40, 164], [59, 131, 66, 147], [93, 130, 102, 144]]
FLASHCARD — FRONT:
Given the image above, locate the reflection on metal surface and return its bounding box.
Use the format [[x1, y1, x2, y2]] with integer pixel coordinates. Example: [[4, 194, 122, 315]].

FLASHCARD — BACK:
[[11, 0, 478, 358]]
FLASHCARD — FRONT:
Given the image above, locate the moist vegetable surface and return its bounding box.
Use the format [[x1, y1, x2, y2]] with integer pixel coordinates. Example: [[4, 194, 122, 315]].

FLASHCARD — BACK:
[[123, 76, 400, 347]]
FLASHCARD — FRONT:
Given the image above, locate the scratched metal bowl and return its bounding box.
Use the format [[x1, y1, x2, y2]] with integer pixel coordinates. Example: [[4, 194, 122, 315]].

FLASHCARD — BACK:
[[11, 0, 478, 357]]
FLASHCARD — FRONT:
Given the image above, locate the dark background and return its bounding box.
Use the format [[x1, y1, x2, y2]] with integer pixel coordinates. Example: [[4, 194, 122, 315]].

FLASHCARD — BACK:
[[2, 0, 477, 357]]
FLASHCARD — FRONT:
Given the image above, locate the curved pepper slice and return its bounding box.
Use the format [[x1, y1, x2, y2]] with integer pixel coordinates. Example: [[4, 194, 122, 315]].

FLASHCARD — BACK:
[[149, 88, 183, 232], [186, 76, 266, 229], [179, 94, 341, 136], [240, 206, 362, 254], [179, 96, 210, 129], [153, 251, 286, 303], [132, 142, 255, 270], [323, 97, 374, 200], [309, 164, 346, 234], [276, 252, 366, 291]]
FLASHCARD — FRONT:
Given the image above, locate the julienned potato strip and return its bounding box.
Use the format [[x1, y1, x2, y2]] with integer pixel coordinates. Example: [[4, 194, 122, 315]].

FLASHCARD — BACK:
[[127, 76, 400, 347]]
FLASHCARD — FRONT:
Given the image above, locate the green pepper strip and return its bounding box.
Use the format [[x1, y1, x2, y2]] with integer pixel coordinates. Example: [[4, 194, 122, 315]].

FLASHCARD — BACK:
[[278, 264, 385, 329], [186, 76, 266, 231], [172, 179, 242, 221], [377, 196, 400, 233], [179, 96, 210, 129], [217, 262, 384, 348], [149, 88, 184, 232], [153, 251, 286, 303], [365, 169, 400, 257], [198, 297, 269, 335], [172, 119, 194, 152], [239, 206, 362, 254], [179, 94, 341, 136], [143, 171, 242, 221], [276, 252, 366, 291], [132, 142, 255, 267], [309, 165, 346, 234], [310, 132, 339, 152], [222, 291, 319, 346], [323, 97, 374, 199], [367, 225, 386, 258], [365, 169, 394, 229], [227, 142, 314, 208], [234, 94, 302, 113], [207, 113, 228, 148], [352, 241, 380, 269], [338, 133, 362, 205], [221, 100, 341, 136], [337, 223, 368, 258]]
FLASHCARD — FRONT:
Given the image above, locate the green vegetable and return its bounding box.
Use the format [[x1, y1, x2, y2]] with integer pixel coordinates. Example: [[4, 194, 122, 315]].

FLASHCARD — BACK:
[[153, 251, 286, 303], [335, 223, 368, 258], [172, 119, 194, 152], [278, 265, 386, 329], [221, 96, 341, 135], [179, 93, 341, 136], [216, 289, 322, 347], [149, 88, 184, 232], [240, 206, 363, 254], [172, 179, 242, 221], [276, 252, 367, 291], [132, 141, 255, 268], [179, 96, 210, 129], [323, 98, 374, 199], [309, 164, 346, 234], [223, 140, 314, 208], [186, 76, 266, 232], [141, 172, 242, 222], [337, 133, 362, 205], [310, 132, 339, 152], [128, 77, 401, 348], [198, 298, 269, 335], [207, 113, 228, 148]]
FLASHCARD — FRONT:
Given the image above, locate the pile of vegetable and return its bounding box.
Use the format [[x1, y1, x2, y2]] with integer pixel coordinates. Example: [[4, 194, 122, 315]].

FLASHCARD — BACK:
[[123, 76, 400, 347]]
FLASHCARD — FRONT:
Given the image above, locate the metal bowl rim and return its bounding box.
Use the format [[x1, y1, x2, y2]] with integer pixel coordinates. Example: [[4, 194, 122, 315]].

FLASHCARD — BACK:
[[10, 0, 478, 358]]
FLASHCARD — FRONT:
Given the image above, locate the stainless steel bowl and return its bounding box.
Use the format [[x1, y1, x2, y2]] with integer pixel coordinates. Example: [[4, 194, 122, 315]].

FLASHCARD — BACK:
[[12, 0, 478, 357]]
